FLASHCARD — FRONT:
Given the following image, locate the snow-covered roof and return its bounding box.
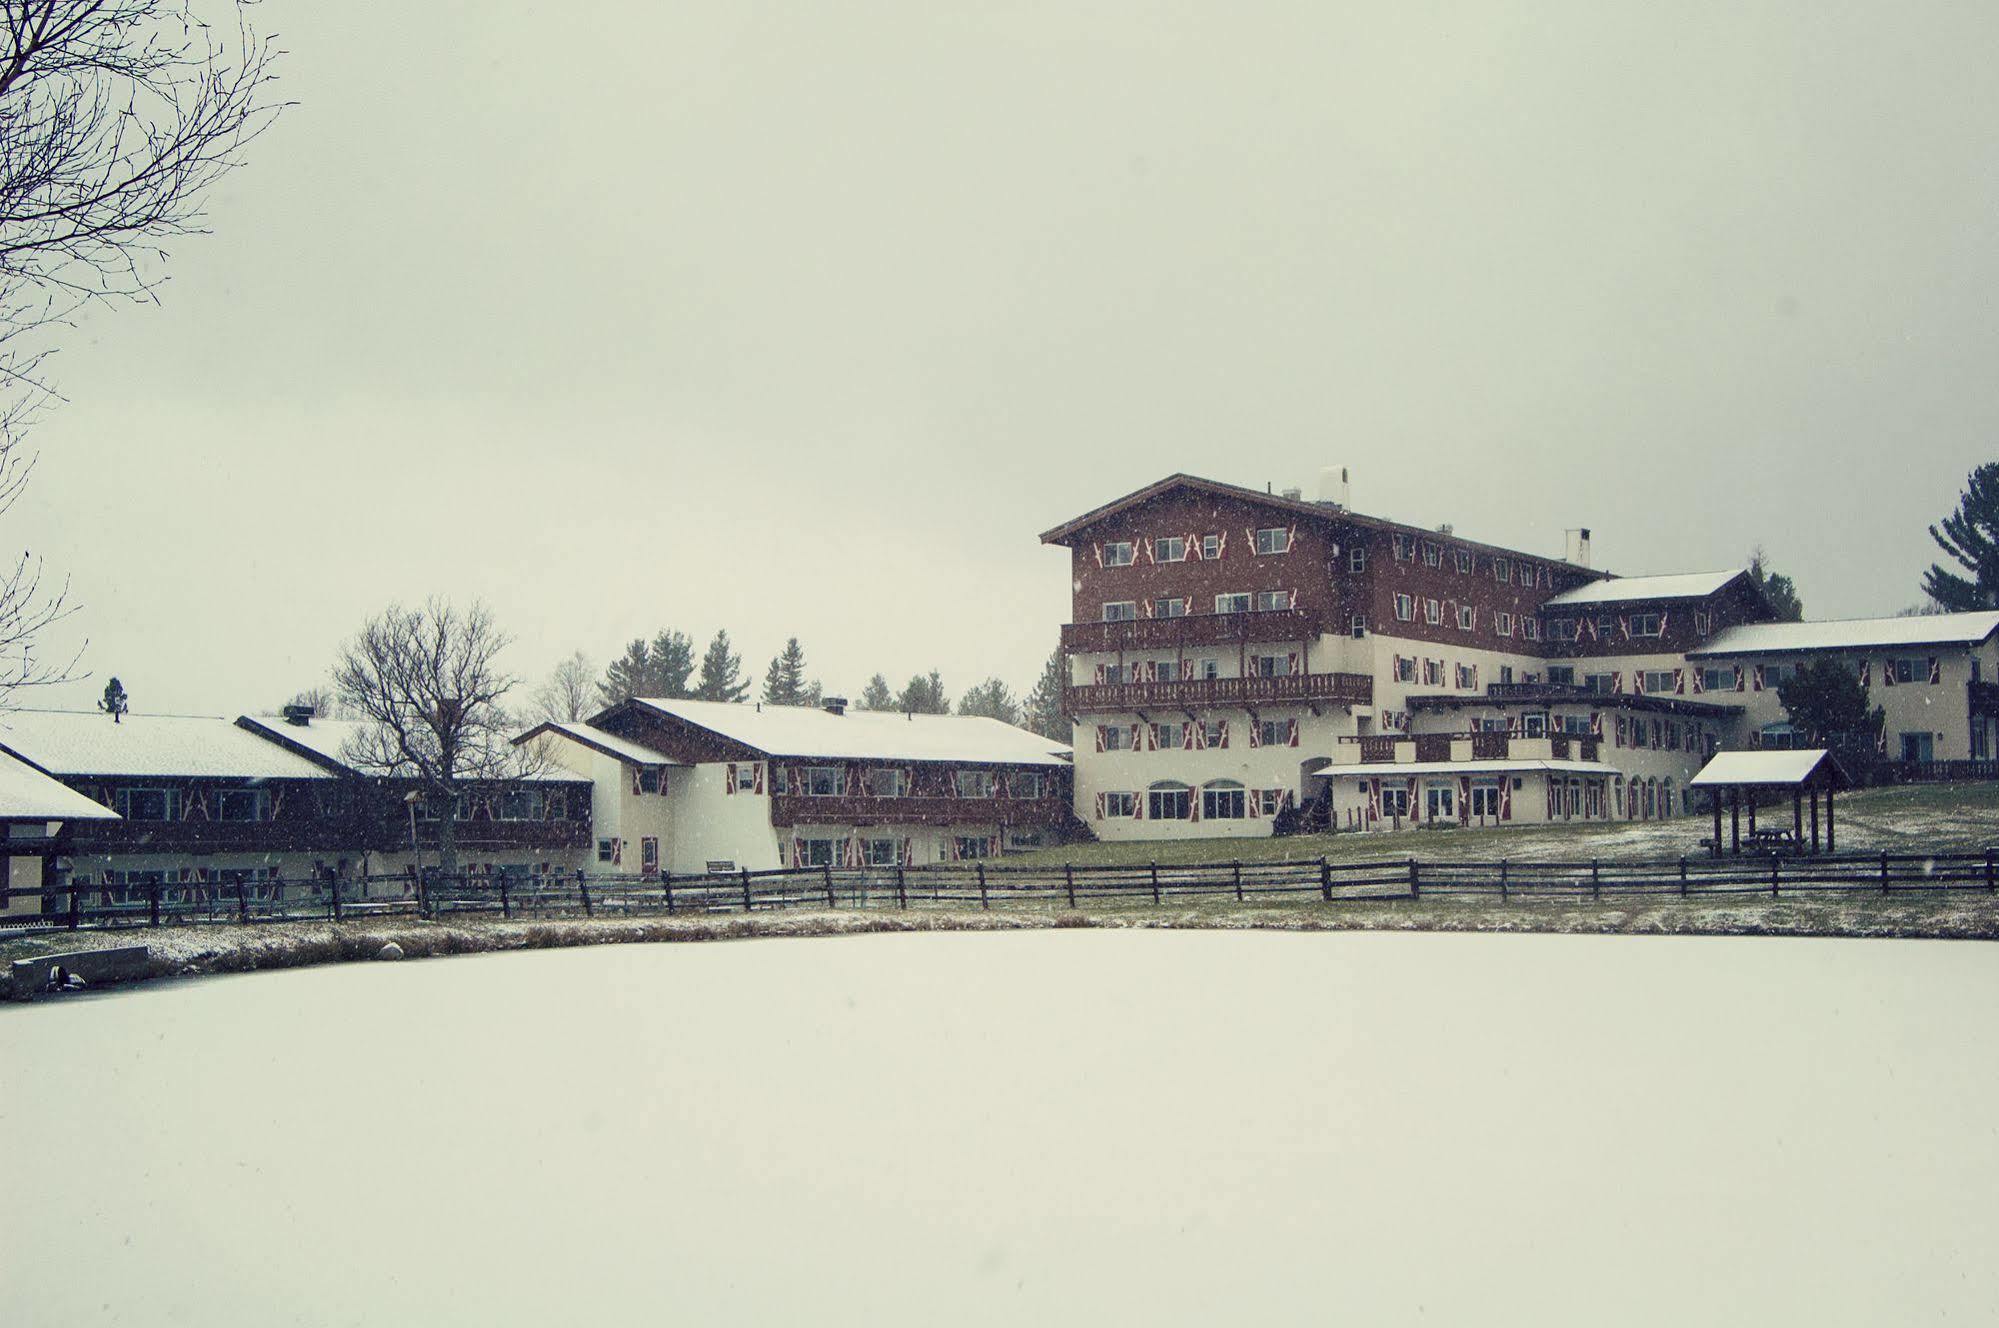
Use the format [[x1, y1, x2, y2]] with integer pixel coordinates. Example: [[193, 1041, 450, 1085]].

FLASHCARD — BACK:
[[1687, 611, 1999, 658], [1542, 570, 1743, 607], [518, 721, 687, 767], [624, 698, 1073, 767], [234, 715, 372, 770], [1319, 759, 1617, 779], [1689, 750, 1845, 788], [0, 751, 119, 822], [0, 711, 336, 780]]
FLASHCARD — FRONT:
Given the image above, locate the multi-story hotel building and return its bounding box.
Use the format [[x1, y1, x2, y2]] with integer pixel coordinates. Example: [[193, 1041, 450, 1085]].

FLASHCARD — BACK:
[[1043, 471, 1785, 839]]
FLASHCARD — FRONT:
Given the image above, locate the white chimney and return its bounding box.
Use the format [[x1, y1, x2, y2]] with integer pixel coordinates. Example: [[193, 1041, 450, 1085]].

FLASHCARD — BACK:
[[1279, 486, 1303, 501], [1317, 465, 1351, 509], [1564, 527, 1593, 568]]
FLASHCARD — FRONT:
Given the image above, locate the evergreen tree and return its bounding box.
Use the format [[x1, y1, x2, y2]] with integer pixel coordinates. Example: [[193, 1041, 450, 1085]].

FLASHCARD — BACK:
[[694, 630, 750, 702], [1747, 548, 1804, 622], [895, 670, 950, 715], [1779, 659, 1884, 762], [1023, 646, 1067, 741], [1923, 462, 1999, 611], [99, 676, 129, 723], [858, 673, 896, 711], [597, 639, 654, 707], [957, 677, 1022, 725], [760, 637, 810, 706], [648, 630, 696, 698]]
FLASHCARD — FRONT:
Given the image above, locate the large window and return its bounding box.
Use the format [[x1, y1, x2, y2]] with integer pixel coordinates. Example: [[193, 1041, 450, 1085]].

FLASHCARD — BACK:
[[1153, 722, 1185, 749], [1100, 725, 1131, 751], [1249, 654, 1292, 678], [1215, 593, 1252, 615], [864, 838, 902, 867], [498, 789, 548, 821], [1469, 782, 1502, 818], [799, 839, 838, 867], [1104, 791, 1137, 818], [954, 770, 994, 799], [1254, 527, 1290, 555], [1008, 771, 1047, 800], [1153, 597, 1189, 618], [1147, 782, 1191, 820], [1380, 785, 1410, 819], [803, 766, 844, 796], [1154, 660, 1182, 682], [864, 767, 908, 798], [1699, 667, 1732, 692], [1154, 535, 1187, 563], [113, 788, 177, 821], [1547, 618, 1577, 642], [1201, 782, 1246, 820], [1254, 590, 1292, 613], [1103, 541, 1135, 567], [215, 788, 272, 823], [1257, 718, 1288, 747], [954, 836, 992, 860], [1642, 670, 1678, 694], [1628, 613, 1663, 637], [1102, 601, 1138, 622]]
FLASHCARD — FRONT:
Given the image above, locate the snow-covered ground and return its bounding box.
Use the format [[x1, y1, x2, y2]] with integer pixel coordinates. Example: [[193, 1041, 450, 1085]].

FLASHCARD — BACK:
[[6, 931, 1999, 1325]]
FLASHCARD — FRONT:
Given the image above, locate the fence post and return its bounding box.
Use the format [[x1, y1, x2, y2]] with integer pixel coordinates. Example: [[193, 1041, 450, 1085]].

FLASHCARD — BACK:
[[1591, 859, 1600, 902], [897, 863, 908, 910], [67, 883, 79, 930], [1498, 860, 1508, 902], [1063, 863, 1075, 909], [1881, 851, 1890, 895], [1408, 858, 1419, 900], [148, 882, 161, 927], [823, 863, 836, 909], [1771, 853, 1780, 899], [978, 862, 989, 909], [497, 873, 510, 919], [1987, 848, 1994, 894], [740, 866, 752, 912], [577, 869, 593, 917], [1678, 856, 1689, 898], [412, 865, 428, 920], [1319, 856, 1331, 903], [1233, 860, 1243, 903], [329, 874, 344, 922], [238, 878, 250, 925], [663, 869, 676, 914]]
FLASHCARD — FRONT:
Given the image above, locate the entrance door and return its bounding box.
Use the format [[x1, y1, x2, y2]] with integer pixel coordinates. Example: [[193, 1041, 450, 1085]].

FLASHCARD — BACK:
[[1425, 784, 1455, 824], [1900, 732, 1935, 764]]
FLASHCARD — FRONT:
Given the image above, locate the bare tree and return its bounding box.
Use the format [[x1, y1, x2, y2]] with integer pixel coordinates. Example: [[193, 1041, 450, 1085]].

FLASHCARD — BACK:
[[331, 600, 539, 876], [0, 1, 285, 703], [529, 650, 595, 724]]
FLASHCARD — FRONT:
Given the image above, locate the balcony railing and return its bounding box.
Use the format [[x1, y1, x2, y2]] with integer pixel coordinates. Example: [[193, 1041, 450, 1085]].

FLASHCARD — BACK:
[[1061, 607, 1323, 653], [1063, 670, 1372, 714], [769, 793, 1071, 829], [1338, 732, 1601, 766]]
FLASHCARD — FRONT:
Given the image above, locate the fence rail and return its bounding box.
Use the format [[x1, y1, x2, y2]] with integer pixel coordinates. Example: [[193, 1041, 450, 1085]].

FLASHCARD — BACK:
[[6, 848, 1999, 937]]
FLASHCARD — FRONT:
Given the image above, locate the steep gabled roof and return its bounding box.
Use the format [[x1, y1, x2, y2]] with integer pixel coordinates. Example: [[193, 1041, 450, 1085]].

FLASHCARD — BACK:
[[515, 721, 687, 767], [1543, 570, 1748, 608], [609, 698, 1072, 767], [1687, 611, 1999, 659], [1038, 472, 1608, 580]]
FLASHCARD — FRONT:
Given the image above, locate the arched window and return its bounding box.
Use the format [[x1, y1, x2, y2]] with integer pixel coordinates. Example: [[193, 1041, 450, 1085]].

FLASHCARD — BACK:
[[1147, 781, 1192, 821], [1662, 777, 1676, 819], [1613, 776, 1625, 819], [1201, 780, 1246, 821]]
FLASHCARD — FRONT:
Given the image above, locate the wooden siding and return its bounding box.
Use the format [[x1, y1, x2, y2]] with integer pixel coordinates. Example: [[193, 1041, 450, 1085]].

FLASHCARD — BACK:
[[1063, 671, 1371, 714]]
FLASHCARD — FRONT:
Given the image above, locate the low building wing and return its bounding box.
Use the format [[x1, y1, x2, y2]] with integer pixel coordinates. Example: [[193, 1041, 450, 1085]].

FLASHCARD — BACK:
[[1542, 570, 1746, 607], [1688, 611, 1999, 659], [0, 710, 336, 781], [606, 698, 1073, 768], [0, 750, 120, 822]]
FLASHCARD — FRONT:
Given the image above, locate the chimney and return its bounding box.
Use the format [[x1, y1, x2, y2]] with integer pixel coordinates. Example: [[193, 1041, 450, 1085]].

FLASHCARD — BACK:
[[1279, 486, 1303, 501], [821, 696, 848, 716], [1317, 465, 1350, 509], [1564, 528, 1593, 568], [281, 703, 315, 726]]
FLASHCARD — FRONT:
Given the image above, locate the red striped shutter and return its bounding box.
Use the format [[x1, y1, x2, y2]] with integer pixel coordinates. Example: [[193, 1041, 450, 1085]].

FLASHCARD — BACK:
[[1217, 720, 1230, 748], [1286, 719, 1300, 747], [1094, 792, 1106, 819], [1094, 726, 1105, 752], [725, 763, 737, 795], [754, 763, 765, 795], [1752, 665, 1765, 692], [1930, 657, 1942, 685], [1674, 669, 1686, 694], [1500, 781, 1512, 821]]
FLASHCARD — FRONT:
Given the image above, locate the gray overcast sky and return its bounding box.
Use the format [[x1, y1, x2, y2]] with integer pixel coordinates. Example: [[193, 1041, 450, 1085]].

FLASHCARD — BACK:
[[18, 1, 1999, 716]]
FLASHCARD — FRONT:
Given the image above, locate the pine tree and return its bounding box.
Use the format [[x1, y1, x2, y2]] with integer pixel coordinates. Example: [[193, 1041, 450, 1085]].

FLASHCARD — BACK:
[[1023, 646, 1067, 741], [957, 677, 1022, 725], [694, 630, 750, 702], [99, 676, 129, 723], [760, 637, 810, 706], [1779, 659, 1884, 762], [1923, 462, 1999, 611], [895, 670, 950, 715], [1747, 548, 1804, 622], [858, 673, 896, 711], [597, 639, 654, 707], [648, 630, 696, 697]]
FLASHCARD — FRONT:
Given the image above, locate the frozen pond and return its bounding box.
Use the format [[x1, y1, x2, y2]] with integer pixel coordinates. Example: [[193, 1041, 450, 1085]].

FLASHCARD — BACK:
[[6, 930, 1999, 1325]]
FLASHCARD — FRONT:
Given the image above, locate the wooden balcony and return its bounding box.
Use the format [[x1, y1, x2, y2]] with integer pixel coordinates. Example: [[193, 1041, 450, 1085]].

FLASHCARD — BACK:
[[770, 793, 1071, 829], [1338, 732, 1600, 766], [1063, 670, 1371, 714], [1061, 608, 1323, 654]]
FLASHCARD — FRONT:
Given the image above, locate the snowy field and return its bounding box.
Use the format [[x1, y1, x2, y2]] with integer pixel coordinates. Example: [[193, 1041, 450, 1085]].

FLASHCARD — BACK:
[[6, 930, 1999, 1326]]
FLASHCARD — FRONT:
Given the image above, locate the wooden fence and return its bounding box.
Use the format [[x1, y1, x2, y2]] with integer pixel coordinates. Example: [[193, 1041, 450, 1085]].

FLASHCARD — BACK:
[[6, 848, 1999, 936]]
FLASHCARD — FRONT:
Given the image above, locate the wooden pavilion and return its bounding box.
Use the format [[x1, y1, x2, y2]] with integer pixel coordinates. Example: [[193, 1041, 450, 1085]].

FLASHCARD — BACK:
[[1688, 750, 1852, 856]]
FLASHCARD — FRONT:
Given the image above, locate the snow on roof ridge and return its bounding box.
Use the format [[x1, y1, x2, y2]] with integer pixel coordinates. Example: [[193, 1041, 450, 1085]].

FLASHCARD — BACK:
[[626, 697, 1072, 765], [1690, 609, 1999, 656], [1543, 569, 1741, 606]]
